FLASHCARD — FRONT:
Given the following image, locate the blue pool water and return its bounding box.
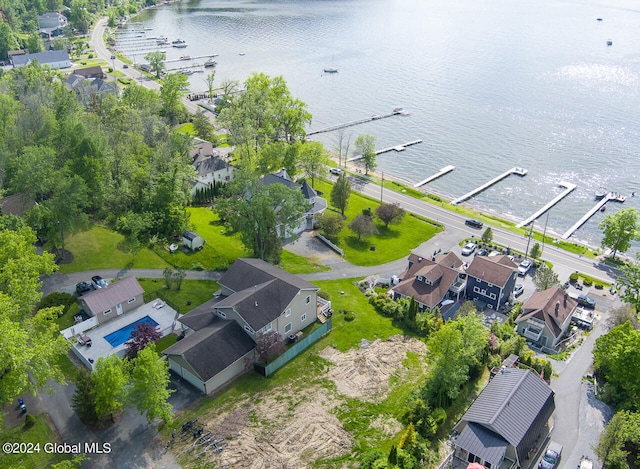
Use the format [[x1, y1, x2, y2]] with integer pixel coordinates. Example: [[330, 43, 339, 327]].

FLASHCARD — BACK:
[[104, 316, 159, 348]]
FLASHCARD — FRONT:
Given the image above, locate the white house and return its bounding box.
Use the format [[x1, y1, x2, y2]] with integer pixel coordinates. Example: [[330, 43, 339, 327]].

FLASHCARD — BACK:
[[12, 50, 71, 69]]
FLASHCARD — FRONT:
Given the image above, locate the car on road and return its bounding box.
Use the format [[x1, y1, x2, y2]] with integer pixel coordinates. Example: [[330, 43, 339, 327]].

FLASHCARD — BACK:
[[539, 441, 562, 469], [91, 275, 108, 289], [476, 248, 488, 256], [329, 167, 342, 175], [461, 243, 476, 256], [110, 55, 116, 59], [123, 64, 129, 68], [513, 283, 524, 297], [465, 218, 483, 229], [576, 294, 596, 308], [518, 259, 533, 276], [76, 281, 92, 296]]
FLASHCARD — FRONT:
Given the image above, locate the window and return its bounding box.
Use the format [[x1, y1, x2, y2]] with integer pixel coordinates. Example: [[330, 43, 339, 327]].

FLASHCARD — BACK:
[[306, 295, 311, 304], [217, 311, 227, 319], [127, 297, 136, 304], [489, 292, 496, 300], [103, 308, 112, 315], [301, 313, 306, 322], [262, 323, 272, 334], [284, 323, 292, 333], [244, 325, 255, 335], [285, 308, 291, 317]]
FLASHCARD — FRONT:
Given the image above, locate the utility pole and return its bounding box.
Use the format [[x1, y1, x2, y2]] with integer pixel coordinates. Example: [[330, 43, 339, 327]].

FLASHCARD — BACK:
[[541, 211, 550, 254], [525, 219, 535, 259], [380, 171, 384, 204]]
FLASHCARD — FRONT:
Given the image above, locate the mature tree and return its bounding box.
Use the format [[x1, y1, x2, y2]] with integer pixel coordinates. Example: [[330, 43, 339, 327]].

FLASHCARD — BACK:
[[593, 322, 640, 411], [256, 141, 297, 176], [481, 226, 493, 244], [191, 111, 216, 143], [315, 211, 344, 241], [69, 0, 91, 33], [92, 355, 130, 421], [349, 214, 378, 241], [145, 51, 166, 79], [125, 322, 163, 358], [116, 211, 150, 261], [204, 69, 216, 103], [160, 73, 189, 125], [298, 141, 329, 187], [599, 208, 640, 260], [0, 22, 19, 60], [330, 172, 351, 216], [533, 264, 560, 291], [376, 203, 405, 228], [529, 242, 542, 260], [607, 304, 639, 330], [172, 267, 186, 290], [355, 134, 377, 175], [9, 145, 57, 202], [333, 128, 352, 168], [130, 345, 174, 424], [616, 261, 640, 313], [594, 411, 640, 469], [26, 33, 44, 54], [256, 330, 285, 363], [71, 368, 99, 425]]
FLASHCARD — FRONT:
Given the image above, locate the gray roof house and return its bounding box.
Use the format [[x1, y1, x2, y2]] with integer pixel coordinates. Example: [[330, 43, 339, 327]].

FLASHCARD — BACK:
[[261, 169, 327, 234], [515, 287, 577, 352], [38, 12, 67, 37], [12, 50, 71, 69], [190, 140, 235, 194], [65, 75, 116, 104], [78, 277, 144, 325], [165, 258, 321, 394], [465, 255, 518, 311], [452, 368, 555, 469]]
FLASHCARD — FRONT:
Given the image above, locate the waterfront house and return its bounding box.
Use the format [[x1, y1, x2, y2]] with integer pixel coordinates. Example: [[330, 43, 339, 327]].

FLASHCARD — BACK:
[[38, 12, 67, 37], [465, 255, 518, 310], [78, 277, 144, 325], [12, 50, 71, 69]]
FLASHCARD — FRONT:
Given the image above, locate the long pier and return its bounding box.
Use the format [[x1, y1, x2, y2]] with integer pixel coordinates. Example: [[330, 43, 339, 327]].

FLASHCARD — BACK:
[[307, 108, 408, 136], [561, 192, 620, 239], [347, 140, 422, 162], [451, 167, 528, 205], [516, 182, 577, 228], [414, 165, 456, 188]]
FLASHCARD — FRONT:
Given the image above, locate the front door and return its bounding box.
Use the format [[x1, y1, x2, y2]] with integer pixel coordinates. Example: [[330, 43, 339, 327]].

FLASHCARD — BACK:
[[116, 303, 123, 316]]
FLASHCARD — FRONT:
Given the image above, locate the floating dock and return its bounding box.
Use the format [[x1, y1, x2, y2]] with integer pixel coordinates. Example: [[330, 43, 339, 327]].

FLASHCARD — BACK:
[[516, 182, 577, 228], [307, 108, 408, 136], [414, 165, 456, 188], [561, 192, 622, 239], [451, 167, 528, 205], [347, 140, 422, 162]]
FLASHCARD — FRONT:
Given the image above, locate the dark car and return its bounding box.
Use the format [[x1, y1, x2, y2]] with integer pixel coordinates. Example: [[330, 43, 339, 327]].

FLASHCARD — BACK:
[[465, 218, 483, 229], [110, 55, 116, 59], [576, 294, 596, 308], [91, 275, 108, 289], [76, 281, 92, 296]]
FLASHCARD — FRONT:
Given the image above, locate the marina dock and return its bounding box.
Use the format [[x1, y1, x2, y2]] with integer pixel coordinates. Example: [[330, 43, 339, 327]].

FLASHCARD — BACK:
[[307, 108, 408, 136], [451, 167, 528, 205], [414, 165, 456, 188], [561, 192, 621, 239], [347, 140, 422, 162], [516, 182, 576, 228]]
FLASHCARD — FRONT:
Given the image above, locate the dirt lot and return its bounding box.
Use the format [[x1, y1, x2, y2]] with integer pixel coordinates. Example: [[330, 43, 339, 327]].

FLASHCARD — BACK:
[[174, 335, 426, 468]]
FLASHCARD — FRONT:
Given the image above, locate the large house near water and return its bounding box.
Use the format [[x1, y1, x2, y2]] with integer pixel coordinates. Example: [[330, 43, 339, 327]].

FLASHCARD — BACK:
[[465, 255, 518, 311]]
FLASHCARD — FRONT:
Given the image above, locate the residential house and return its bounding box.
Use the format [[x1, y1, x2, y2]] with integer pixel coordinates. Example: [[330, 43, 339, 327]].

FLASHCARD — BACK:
[[190, 139, 235, 195], [78, 277, 144, 325], [465, 255, 518, 310], [38, 12, 67, 37], [261, 169, 327, 234], [72, 66, 106, 79], [515, 287, 577, 351], [12, 50, 71, 69], [65, 75, 116, 104], [182, 230, 204, 250], [165, 258, 321, 393], [451, 367, 555, 469], [391, 252, 466, 314]]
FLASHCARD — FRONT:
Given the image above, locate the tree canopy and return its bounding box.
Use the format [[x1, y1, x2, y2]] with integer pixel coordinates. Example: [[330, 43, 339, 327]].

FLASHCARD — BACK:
[[533, 264, 560, 291], [616, 261, 640, 313], [330, 172, 351, 216], [354, 134, 377, 175], [599, 208, 640, 260]]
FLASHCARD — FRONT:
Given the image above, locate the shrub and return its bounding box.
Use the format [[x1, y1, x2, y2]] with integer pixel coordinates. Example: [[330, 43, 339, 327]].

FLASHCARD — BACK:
[[88, 54, 93, 59], [38, 292, 76, 316], [108, 67, 113, 73], [583, 278, 593, 287], [569, 272, 579, 283], [426, 194, 442, 202], [594, 283, 604, 290], [23, 414, 35, 429], [318, 290, 331, 301], [190, 262, 204, 271], [343, 310, 356, 322]]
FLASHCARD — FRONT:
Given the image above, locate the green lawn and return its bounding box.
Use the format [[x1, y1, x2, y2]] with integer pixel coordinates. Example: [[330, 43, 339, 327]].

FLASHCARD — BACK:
[[0, 414, 65, 468], [314, 180, 442, 266], [279, 250, 331, 274], [58, 226, 169, 273], [175, 123, 196, 135], [137, 278, 219, 315]]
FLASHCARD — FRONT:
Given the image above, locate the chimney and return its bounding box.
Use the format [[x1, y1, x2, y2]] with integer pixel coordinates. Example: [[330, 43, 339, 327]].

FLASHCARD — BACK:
[[563, 293, 567, 308], [255, 301, 258, 307], [555, 301, 560, 316], [418, 257, 423, 262]]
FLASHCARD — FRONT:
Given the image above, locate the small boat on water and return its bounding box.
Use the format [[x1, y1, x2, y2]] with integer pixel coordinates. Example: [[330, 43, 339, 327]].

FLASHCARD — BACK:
[[239, 52, 245, 56], [324, 67, 338, 73], [173, 43, 188, 49], [607, 39, 613, 46], [594, 188, 607, 200], [204, 59, 217, 68], [179, 69, 194, 75], [180, 55, 191, 60], [600, 205, 606, 212]]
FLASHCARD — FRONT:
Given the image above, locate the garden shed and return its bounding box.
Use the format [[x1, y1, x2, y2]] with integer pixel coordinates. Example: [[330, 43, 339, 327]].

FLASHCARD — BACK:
[[182, 231, 204, 251]]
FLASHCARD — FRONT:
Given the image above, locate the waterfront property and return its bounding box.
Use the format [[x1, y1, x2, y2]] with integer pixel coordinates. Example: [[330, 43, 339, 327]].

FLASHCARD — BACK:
[[11, 50, 71, 69], [190, 139, 235, 194], [465, 255, 518, 311]]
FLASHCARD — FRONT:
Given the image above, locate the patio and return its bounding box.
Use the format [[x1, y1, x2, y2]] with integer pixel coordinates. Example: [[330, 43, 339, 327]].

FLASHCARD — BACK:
[[62, 299, 178, 369]]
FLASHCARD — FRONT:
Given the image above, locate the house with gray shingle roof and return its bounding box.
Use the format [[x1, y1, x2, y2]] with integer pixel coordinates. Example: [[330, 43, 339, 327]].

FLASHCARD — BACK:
[[78, 277, 144, 325], [465, 255, 518, 311], [515, 287, 577, 351], [190, 139, 235, 194], [12, 50, 70, 69], [451, 367, 555, 469]]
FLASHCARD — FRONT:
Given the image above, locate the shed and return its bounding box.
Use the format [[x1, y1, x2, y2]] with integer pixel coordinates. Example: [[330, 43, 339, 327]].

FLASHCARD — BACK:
[[182, 231, 204, 251]]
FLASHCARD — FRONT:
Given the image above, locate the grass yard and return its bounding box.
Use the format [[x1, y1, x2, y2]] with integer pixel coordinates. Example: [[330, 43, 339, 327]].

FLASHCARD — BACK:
[[175, 123, 196, 135], [0, 414, 65, 468], [137, 278, 219, 315], [279, 250, 330, 274], [314, 180, 442, 266], [58, 226, 169, 274]]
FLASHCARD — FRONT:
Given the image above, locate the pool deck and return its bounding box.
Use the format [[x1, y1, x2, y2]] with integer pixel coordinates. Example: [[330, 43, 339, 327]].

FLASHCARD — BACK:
[[68, 300, 178, 369]]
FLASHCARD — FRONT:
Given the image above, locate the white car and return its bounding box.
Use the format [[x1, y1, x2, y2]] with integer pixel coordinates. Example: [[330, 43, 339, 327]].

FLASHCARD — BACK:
[[329, 167, 342, 175], [461, 243, 476, 256], [518, 259, 533, 276]]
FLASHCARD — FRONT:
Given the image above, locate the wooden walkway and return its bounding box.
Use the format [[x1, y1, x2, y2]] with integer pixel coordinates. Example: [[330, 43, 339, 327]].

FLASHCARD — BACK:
[[561, 192, 619, 239], [414, 165, 455, 188], [307, 108, 408, 136], [516, 182, 576, 228], [347, 140, 422, 162], [451, 167, 528, 205]]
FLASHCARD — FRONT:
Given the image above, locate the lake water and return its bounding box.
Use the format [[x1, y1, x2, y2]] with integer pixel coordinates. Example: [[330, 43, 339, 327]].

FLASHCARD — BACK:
[[120, 0, 640, 250]]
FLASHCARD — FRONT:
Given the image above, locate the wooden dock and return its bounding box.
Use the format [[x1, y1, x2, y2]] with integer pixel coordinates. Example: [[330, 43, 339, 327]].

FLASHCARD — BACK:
[[414, 165, 456, 188], [347, 140, 422, 162], [451, 167, 528, 205], [561, 192, 618, 239], [307, 108, 408, 136], [516, 182, 577, 228]]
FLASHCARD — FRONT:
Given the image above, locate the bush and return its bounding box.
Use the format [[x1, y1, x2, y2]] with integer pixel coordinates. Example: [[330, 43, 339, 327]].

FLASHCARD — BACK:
[[38, 292, 76, 316], [190, 262, 204, 271], [343, 310, 356, 322], [594, 283, 604, 290], [88, 54, 93, 59], [583, 278, 593, 287], [108, 67, 113, 73], [569, 272, 579, 283], [426, 194, 442, 202], [23, 414, 35, 429], [318, 290, 331, 301]]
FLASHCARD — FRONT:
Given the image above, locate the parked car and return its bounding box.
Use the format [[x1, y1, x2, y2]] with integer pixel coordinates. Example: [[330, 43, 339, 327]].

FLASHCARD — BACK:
[[461, 243, 476, 256], [75, 281, 92, 296], [518, 259, 533, 276], [465, 218, 483, 229], [539, 441, 562, 469], [91, 275, 108, 289], [123, 64, 129, 69], [329, 167, 342, 175], [576, 294, 596, 308], [514, 284, 524, 297], [110, 55, 116, 59], [476, 248, 488, 256]]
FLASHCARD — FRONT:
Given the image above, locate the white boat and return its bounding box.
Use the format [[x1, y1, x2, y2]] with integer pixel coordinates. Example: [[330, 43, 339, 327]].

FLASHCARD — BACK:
[[324, 67, 338, 73], [173, 43, 188, 49], [204, 59, 217, 68], [180, 55, 191, 60]]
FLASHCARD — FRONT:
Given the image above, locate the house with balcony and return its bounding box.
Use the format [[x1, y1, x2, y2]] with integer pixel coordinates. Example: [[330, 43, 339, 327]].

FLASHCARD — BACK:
[[391, 252, 466, 313], [465, 255, 518, 310], [515, 287, 577, 351]]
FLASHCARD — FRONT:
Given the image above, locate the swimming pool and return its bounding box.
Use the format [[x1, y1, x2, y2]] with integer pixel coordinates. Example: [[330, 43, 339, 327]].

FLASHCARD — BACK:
[[104, 316, 159, 348]]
